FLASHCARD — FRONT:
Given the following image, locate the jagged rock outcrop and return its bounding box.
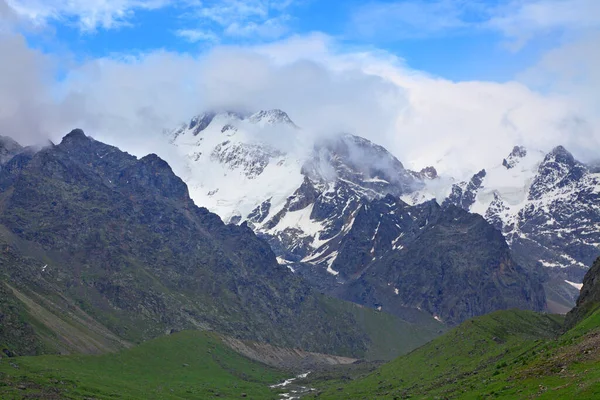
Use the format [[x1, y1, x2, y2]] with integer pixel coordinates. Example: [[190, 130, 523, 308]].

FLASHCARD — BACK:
[[565, 257, 600, 329]]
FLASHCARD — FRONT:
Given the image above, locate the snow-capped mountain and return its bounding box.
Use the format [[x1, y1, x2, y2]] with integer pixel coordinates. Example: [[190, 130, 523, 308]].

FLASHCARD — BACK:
[[168, 109, 599, 314], [439, 145, 600, 273], [434, 145, 600, 311], [169, 109, 423, 265], [169, 109, 306, 225], [167, 109, 546, 324]]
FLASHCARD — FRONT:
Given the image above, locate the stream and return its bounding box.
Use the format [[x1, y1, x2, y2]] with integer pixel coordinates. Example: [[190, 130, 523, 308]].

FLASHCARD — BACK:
[[270, 371, 315, 399]]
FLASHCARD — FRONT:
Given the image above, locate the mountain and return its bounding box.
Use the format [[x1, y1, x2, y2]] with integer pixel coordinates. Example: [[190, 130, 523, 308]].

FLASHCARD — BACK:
[[437, 145, 600, 311], [169, 110, 422, 263], [0, 129, 443, 359], [316, 257, 600, 399], [169, 110, 546, 325], [326, 196, 545, 325]]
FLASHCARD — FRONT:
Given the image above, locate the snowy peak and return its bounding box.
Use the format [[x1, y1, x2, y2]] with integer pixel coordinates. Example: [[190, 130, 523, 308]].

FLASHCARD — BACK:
[[304, 134, 420, 197], [547, 145, 576, 165], [502, 145, 527, 169], [248, 109, 297, 127], [443, 169, 486, 210], [528, 145, 585, 201], [170, 111, 246, 140], [411, 166, 439, 180]]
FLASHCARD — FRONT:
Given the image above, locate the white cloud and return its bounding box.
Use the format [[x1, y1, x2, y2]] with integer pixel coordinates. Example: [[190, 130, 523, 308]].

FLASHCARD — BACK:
[[0, 30, 69, 145], [518, 31, 600, 160], [0, 13, 597, 180], [176, 28, 219, 43], [350, 0, 600, 48], [5, 0, 172, 32], [8, 34, 580, 180], [180, 0, 295, 40], [350, 0, 477, 40], [489, 0, 600, 48], [253, 35, 597, 176]]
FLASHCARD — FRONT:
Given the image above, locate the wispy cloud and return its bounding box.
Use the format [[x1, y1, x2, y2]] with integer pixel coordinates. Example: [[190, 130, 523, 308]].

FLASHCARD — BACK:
[[350, 0, 481, 40], [350, 0, 599, 47], [175, 28, 219, 43], [5, 0, 172, 32], [488, 0, 600, 49], [178, 0, 296, 41], [3, 0, 299, 42], [224, 14, 291, 39]]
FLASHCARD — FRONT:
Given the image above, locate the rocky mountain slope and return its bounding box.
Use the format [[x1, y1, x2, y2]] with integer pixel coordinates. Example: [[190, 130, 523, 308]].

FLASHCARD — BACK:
[[327, 196, 545, 325], [168, 110, 546, 325], [565, 256, 600, 329], [0, 130, 442, 358], [317, 257, 600, 399], [168, 110, 599, 315], [436, 145, 600, 310]]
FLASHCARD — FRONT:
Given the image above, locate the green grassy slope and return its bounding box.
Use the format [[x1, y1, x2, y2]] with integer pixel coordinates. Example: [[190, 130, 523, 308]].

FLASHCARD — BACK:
[[312, 309, 600, 399], [323, 296, 444, 361], [0, 331, 286, 399]]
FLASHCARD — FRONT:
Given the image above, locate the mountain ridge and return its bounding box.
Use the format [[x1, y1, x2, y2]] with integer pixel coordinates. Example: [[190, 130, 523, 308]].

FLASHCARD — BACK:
[[0, 129, 441, 359]]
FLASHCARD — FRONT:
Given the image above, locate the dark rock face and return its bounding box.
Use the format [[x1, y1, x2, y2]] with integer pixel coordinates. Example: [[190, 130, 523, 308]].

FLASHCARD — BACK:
[[443, 145, 600, 311], [443, 169, 486, 211], [190, 112, 217, 136], [411, 166, 438, 180], [502, 146, 527, 169], [0, 131, 375, 356], [320, 197, 546, 325], [511, 147, 599, 281], [565, 257, 600, 329], [248, 198, 272, 224], [0, 136, 24, 165]]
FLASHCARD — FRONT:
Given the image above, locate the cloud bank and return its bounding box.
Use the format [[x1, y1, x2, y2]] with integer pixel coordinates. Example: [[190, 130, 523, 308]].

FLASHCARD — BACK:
[[0, 1, 599, 180]]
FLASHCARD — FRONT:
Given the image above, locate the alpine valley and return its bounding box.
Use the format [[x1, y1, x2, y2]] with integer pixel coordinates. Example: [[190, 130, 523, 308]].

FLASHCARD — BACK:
[[0, 109, 598, 399]]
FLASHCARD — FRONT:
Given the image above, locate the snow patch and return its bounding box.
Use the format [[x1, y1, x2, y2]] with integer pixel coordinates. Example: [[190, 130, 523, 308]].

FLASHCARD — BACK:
[[565, 280, 583, 291]]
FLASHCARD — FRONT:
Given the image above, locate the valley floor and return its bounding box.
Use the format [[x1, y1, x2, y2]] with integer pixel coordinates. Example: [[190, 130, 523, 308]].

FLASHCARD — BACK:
[[2, 309, 600, 399], [0, 331, 286, 399]]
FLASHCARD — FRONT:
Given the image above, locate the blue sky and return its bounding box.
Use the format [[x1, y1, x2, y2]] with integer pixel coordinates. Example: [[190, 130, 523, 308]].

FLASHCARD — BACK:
[[8, 0, 592, 82]]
